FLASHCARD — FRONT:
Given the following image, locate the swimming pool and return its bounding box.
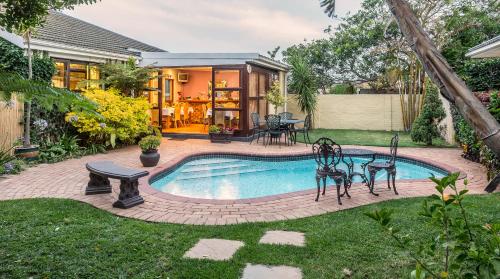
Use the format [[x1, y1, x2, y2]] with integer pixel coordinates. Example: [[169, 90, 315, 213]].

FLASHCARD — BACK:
[[150, 155, 448, 200]]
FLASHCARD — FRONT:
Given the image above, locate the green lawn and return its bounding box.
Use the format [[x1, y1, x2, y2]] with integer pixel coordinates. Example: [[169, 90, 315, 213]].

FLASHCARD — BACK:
[[1, 195, 498, 278], [297, 129, 454, 147]]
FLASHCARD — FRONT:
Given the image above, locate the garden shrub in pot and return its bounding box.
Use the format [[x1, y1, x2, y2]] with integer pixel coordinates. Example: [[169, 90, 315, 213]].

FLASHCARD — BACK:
[[138, 135, 161, 167]]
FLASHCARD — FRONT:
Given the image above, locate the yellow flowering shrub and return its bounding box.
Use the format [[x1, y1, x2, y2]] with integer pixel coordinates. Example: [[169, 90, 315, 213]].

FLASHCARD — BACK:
[[66, 88, 151, 147]]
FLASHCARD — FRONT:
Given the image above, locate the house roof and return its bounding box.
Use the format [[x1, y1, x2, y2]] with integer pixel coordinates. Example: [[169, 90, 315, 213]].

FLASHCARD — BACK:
[[466, 35, 500, 58], [31, 11, 164, 57], [140, 52, 289, 72]]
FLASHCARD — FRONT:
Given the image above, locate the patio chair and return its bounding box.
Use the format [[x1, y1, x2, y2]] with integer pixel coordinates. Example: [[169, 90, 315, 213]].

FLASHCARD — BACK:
[[278, 112, 293, 144], [367, 134, 399, 196], [279, 112, 293, 121], [312, 138, 350, 204], [290, 114, 312, 146], [264, 114, 288, 147], [250, 112, 266, 144]]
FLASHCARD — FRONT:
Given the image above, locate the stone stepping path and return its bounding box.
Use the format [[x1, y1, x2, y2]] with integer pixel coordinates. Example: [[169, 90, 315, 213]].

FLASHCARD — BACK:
[[183, 239, 244, 261], [259, 230, 305, 247], [241, 264, 302, 279], [183, 231, 305, 278]]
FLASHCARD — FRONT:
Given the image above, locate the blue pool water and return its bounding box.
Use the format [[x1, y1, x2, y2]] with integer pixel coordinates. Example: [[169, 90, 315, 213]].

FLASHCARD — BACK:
[[151, 156, 447, 200]]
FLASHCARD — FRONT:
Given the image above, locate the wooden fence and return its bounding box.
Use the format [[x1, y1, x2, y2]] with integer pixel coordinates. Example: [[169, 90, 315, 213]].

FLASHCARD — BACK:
[[0, 96, 23, 151]]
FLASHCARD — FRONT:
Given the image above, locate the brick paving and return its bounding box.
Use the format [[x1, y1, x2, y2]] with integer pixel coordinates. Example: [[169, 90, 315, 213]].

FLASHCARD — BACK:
[[0, 138, 491, 225]]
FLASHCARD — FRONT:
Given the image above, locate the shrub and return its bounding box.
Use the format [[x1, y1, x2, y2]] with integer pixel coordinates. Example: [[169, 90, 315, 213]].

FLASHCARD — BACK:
[[411, 83, 446, 145], [138, 135, 161, 152], [329, 84, 355, 94], [38, 134, 82, 163], [66, 88, 151, 148], [366, 173, 500, 278], [208, 125, 221, 134], [0, 38, 55, 83]]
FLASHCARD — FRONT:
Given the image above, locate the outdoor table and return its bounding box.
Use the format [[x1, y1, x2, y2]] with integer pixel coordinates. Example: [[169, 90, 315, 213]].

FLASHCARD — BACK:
[[341, 148, 376, 193], [281, 119, 304, 144]]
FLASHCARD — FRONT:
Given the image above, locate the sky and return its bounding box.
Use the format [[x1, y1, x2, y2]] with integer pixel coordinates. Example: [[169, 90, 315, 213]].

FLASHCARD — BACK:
[[65, 0, 362, 55]]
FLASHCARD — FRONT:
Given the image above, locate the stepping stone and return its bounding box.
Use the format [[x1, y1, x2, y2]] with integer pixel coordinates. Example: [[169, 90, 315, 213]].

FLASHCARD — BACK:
[[183, 239, 244, 261], [259, 230, 305, 247], [241, 264, 302, 279]]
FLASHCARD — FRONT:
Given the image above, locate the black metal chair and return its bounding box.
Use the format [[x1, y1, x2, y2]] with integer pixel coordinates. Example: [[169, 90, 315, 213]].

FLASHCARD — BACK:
[[312, 138, 350, 204], [265, 114, 288, 147], [250, 112, 266, 144], [278, 112, 293, 145], [367, 134, 399, 196], [279, 112, 293, 121], [290, 114, 312, 145]]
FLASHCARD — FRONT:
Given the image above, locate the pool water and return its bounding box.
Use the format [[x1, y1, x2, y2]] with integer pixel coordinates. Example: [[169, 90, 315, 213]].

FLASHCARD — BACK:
[[151, 157, 447, 200]]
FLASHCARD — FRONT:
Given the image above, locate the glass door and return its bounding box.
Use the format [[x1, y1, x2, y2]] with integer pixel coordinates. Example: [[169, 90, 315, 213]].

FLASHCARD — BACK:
[[212, 67, 243, 131]]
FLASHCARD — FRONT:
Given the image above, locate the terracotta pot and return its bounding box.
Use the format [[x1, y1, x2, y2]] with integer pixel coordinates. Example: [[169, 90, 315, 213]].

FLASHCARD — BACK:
[[140, 149, 160, 167], [14, 145, 39, 161]]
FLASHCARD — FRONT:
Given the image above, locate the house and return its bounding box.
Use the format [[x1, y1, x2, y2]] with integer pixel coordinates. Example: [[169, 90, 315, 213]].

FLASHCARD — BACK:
[[466, 35, 500, 58], [0, 11, 289, 138]]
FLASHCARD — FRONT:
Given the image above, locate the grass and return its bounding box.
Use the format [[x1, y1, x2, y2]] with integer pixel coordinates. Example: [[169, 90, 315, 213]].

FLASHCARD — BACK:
[[296, 129, 454, 147], [0, 195, 498, 278]]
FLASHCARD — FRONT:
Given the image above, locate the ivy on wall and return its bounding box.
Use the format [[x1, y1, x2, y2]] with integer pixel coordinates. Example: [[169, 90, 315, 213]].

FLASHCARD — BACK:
[[0, 37, 55, 83]]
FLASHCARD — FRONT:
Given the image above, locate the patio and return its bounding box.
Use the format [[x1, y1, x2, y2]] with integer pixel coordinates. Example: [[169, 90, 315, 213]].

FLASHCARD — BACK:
[[0, 139, 489, 225]]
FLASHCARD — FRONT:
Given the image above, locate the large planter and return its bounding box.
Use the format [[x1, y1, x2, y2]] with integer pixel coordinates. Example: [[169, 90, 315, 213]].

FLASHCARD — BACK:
[[209, 132, 233, 143], [140, 149, 160, 167], [14, 145, 39, 161]]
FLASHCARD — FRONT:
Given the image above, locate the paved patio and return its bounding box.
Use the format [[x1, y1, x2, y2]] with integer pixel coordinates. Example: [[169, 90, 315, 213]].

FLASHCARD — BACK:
[[0, 138, 490, 225]]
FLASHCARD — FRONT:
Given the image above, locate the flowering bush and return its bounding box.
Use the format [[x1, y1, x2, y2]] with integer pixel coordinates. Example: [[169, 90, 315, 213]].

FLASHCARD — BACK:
[[66, 88, 151, 147]]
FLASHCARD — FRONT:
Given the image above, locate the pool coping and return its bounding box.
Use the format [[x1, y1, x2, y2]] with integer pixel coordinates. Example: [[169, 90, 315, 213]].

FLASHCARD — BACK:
[[139, 150, 465, 205]]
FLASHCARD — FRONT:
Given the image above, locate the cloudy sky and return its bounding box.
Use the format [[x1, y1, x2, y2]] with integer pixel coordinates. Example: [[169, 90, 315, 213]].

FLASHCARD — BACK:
[[65, 0, 362, 55]]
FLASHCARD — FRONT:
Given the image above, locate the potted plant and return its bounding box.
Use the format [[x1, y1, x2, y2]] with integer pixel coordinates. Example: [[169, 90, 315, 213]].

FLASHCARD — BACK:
[[209, 125, 233, 143], [139, 135, 161, 167]]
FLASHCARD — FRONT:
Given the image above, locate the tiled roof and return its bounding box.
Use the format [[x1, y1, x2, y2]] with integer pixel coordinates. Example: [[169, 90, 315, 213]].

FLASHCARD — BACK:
[[32, 11, 164, 56]]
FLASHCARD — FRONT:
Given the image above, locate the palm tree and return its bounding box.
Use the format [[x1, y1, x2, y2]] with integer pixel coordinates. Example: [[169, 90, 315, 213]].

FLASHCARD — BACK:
[[288, 56, 318, 118], [320, 0, 500, 158]]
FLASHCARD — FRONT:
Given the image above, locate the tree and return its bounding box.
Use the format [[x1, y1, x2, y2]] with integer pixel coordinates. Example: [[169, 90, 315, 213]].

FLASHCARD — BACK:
[[267, 46, 281, 60], [93, 58, 159, 97], [265, 81, 286, 114], [320, 0, 500, 159], [0, 0, 99, 148], [288, 56, 318, 117], [411, 82, 446, 145]]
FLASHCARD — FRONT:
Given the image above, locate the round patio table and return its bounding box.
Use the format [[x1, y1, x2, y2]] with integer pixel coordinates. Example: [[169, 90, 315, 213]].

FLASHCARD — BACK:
[[281, 119, 304, 144], [341, 148, 377, 194]]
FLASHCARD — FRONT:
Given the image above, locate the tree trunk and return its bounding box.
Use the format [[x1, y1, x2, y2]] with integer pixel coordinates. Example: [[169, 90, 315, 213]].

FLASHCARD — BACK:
[[23, 30, 32, 147], [386, 0, 500, 158]]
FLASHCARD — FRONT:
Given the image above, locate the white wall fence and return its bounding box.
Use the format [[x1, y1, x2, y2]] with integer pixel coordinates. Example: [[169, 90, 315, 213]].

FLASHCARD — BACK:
[[287, 94, 455, 144]]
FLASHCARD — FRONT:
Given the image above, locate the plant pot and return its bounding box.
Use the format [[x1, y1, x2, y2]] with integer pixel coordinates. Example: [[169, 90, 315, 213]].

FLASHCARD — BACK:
[[14, 145, 39, 161], [209, 132, 232, 143], [140, 149, 160, 167]]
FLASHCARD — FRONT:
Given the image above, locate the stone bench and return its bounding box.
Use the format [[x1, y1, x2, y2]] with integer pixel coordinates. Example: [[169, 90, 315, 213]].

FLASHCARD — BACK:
[[85, 161, 149, 209]]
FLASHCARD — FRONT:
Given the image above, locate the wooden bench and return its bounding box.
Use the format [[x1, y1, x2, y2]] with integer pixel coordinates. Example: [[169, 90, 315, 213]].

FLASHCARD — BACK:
[[85, 161, 149, 209]]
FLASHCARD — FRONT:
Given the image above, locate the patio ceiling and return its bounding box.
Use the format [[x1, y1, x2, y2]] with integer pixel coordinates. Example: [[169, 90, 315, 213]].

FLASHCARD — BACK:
[[139, 52, 289, 72]]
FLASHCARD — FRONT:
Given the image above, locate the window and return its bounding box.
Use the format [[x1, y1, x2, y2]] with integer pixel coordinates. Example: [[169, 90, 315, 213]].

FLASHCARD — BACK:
[[52, 62, 66, 88], [51, 60, 101, 91]]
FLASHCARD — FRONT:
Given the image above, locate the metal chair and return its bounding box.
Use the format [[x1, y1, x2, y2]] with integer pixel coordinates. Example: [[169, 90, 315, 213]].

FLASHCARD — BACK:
[[264, 114, 287, 147], [312, 138, 350, 204], [250, 112, 266, 144], [367, 134, 399, 196], [278, 112, 293, 121], [291, 114, 312, 145]]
